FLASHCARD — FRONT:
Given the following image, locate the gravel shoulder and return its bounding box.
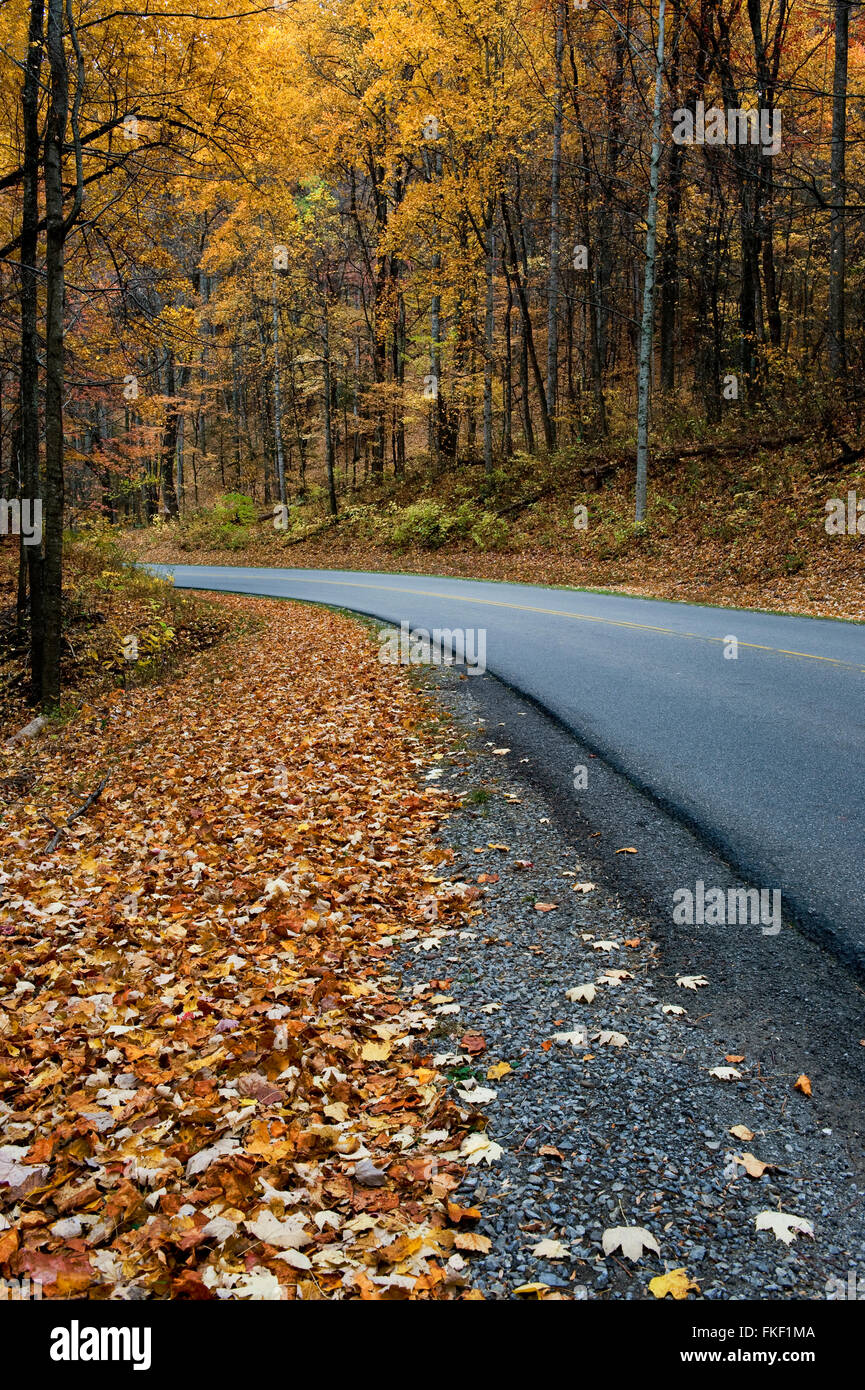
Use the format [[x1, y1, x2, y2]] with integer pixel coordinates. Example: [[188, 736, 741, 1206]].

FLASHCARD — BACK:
[[393, 655, 865, 1301]]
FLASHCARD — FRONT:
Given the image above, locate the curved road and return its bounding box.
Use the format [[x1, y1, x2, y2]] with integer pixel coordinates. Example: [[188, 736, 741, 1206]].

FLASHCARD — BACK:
[[152, 564, 865, 972]]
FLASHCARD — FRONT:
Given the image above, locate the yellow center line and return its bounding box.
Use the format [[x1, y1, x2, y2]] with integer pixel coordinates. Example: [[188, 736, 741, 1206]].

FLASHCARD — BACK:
[[258, 575, 865, 673]]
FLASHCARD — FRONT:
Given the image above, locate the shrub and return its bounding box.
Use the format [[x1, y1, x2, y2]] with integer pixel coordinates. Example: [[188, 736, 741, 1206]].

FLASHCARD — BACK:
[[389, 501, 455, 549], [471, 510, 509, 551]]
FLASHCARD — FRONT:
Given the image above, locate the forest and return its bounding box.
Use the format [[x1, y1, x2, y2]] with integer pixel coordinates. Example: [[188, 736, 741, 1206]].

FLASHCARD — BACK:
[[0, 0, 862, 706]]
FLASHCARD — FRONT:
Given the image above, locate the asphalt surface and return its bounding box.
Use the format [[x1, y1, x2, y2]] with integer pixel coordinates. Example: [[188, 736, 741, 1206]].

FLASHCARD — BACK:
[[152, 564, 865, 974]]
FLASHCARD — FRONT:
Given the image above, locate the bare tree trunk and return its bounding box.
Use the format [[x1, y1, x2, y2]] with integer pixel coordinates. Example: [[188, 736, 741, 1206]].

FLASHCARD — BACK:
[[20, 0, 45, 702], [545, 0, 564, 447], [159, 349, 181, 517], [42, 0, 74, 708], [483, 217, 496, 480], [635, 0, 666, 525], [828, 0, 850, 377], [322, 305, 337, 517], [272, 279, 286, 505]]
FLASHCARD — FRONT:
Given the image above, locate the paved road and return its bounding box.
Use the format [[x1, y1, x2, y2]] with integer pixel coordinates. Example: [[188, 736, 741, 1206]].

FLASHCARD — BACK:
[[152, 564, 865, 971]]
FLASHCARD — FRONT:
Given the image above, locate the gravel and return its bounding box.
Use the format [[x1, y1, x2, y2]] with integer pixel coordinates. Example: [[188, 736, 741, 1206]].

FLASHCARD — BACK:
[[392, 658, 865, 1301]]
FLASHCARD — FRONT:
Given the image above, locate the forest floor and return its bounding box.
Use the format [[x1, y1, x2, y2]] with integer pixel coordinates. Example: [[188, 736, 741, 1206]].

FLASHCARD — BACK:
[[126, 425, 865, 623], [0, 592, 492, 1300]]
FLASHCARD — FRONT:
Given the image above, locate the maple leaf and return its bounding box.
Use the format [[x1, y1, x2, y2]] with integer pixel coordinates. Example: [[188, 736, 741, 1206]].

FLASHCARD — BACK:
[[460, 1134, 503, 1166], [754, 1211, 814, 1245], [602, 1226, 661, 1262], [530, 1238, 569, 1259], [649, 1268, 700, 1300], [566, 983, 596, 1003], [454, 1232, 492, 1253]]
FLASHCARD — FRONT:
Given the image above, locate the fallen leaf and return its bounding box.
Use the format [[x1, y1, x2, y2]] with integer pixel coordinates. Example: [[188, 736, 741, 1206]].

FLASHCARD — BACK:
[[486, 1061, 512, 1081], [602, 1226, 660, 1262], [729, 1124, 755, 1142], [460, 1134, 503, 1166], [456, 1084, 497, 1104], [615, 847, 637, 854], [566, 983, 596, 1004], [737, 1151, 775, 1178], [353, 1157, 388, 1187], [709, 1066, 742, 1081], [529, 1238, 569, 1259], [676, 974, 709, 990], [595, 1030, 628, 1047], [755, 1211, 814, 1245], [534, 902, 558, 913], [649, 1268, 700, 1300], [454, 1231, 491, 1253], [795, 1074, 812, 1097]]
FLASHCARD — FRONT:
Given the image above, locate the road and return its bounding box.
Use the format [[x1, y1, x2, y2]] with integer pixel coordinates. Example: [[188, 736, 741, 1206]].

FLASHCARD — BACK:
[[152, 564, 865, 972]]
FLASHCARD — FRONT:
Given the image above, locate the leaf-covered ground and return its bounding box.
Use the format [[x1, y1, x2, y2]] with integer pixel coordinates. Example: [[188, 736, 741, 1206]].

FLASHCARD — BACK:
[[0, 596, 487, 1299]]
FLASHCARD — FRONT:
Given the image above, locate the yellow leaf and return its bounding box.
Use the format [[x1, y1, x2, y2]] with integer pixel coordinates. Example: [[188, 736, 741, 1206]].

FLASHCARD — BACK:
[[729, 1124, 754, 1142], [795, 1074, 812, 1096], [454, 1232, 492, 1253], [649, 1268, 701, 1300], [361, 1041, 391, 1062], [486, 1061, 512, 1080]]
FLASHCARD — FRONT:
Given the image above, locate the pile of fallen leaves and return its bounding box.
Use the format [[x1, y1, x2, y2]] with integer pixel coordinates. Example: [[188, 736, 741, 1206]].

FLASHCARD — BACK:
[[0, 594, 487, 1299]]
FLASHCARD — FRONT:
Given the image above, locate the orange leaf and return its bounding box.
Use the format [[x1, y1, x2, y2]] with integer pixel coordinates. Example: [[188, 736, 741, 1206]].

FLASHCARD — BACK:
[[795, 1074, 812, 1096]]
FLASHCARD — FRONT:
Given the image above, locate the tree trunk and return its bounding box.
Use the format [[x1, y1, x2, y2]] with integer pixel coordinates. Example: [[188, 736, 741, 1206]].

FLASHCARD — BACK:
[[545, 0, 564, 446], [42, 0, 71, 709], [635, 0, 666, 524], [828, 0, 850, 377], [20, 0, 44, 703], [483, 217, 496, 480], [322, 306, 337, 517], [272, 280, 286, 505]]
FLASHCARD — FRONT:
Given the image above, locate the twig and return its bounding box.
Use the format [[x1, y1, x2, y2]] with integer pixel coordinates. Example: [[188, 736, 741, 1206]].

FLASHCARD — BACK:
[[44, 776, 109, 853]]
